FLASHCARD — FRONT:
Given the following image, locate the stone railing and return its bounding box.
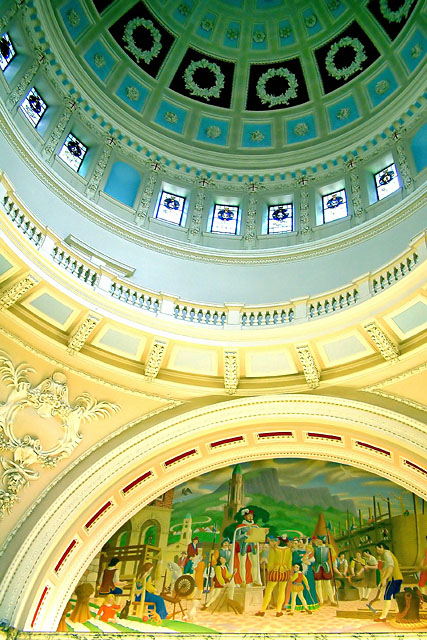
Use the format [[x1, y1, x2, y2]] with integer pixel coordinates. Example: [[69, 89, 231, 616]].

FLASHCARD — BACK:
[[0, 173, 425, 330]]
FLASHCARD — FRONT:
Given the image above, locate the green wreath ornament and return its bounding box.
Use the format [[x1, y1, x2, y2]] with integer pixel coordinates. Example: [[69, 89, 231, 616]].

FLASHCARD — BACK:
[[380, 0, 414, 22], [183, 59, 225, 100], [325, 36, 367, 80], [256, 67, 298, 108], [123, 18, 162, 64]]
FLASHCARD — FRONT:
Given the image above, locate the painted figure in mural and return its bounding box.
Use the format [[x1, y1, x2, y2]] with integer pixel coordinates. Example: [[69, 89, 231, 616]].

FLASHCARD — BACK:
[[177, 550, 187, 569], [214, 539, 232, 569], [289, 564, 313, 615], [362, 548, 378, 600], [350, 550, 368, 600], [255, 535, 291, 617], [98, 557, 125, 596], [333, 552, 349, 579], [233, 508, 263, 585], [96, 594, 122, 622], [374, 543, 402, 623], [203, 555, 235, 610], [312, 537, 337, 605], [184, 536, 200, 574], [135, 561, 169, 620], [418, 535, 427, 595]]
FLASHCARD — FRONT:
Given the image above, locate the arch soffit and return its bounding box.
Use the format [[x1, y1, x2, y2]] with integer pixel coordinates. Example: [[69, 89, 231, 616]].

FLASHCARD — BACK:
[[1, 394, 426, 630]]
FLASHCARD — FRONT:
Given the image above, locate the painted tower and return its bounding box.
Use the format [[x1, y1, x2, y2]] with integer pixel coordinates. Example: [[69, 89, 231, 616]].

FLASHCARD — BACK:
[[221, 464, 245, 535], [181, 513, 193, 545]]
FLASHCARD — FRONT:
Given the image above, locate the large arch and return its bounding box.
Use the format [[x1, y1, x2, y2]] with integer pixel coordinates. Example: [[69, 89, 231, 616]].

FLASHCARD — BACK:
[[0, 394, 426, 631]]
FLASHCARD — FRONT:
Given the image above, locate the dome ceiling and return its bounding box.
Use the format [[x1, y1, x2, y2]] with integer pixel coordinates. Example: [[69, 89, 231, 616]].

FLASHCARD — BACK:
[[39, 0, 424, 170]]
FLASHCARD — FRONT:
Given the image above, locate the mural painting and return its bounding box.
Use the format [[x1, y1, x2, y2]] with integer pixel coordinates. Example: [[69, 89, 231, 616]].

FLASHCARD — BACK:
[[64, 459, 427, 634]]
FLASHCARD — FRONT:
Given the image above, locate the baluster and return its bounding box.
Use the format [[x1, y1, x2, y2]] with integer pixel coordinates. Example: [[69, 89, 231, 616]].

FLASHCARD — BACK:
[[353, 289, 359, 303], [324, 299, 330, 314], [413, 252, 418, 264], [317, 302, 322, 316], [182, 307, 187, 320], [241, 313, 247, 326], [197, 309, 203, 323], [189, 308, 195, 321], [280, 310, 286, 323], [205, 310, 211, 324], [212, 311, 218, 325], [309, 305, 315, 318], [272, 310, 278, 324], [257, 313, 263, 326], [386, 271, 392, 286], [174, 305, 179, 318], [153, 299, 159, 312], [249, 313, 255, 326], [220, 312, 226, 326], [146, 297, 152, 311], [265, 311, 270, 325], [288, 308, 294, 322]]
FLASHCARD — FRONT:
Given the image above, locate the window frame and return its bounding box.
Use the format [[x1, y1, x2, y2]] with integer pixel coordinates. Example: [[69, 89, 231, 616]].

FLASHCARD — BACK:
[[267, 203, 294, 234], [0, 33, 15, 71], [58, 132, 88, 173], [210, 203, 240, 235], [20, 87, 48, 128], [374, 163, 400, 201], [154, 190, 186, 226], [321, 188, 348, 224]]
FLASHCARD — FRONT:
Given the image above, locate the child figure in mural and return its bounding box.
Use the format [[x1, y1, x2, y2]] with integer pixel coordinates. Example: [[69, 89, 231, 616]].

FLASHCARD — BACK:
[[98, 557, 125, 596], [234, 508, 262, 585], [135, 561, 169, 620], [289, 564, 313, 615], [184, 536, 200, 574], [96, 594, 122, 622]]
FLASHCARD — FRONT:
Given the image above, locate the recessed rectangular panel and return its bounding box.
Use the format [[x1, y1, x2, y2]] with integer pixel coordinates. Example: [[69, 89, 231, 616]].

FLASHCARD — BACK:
[[391, 301, 427, 335], [321, 334, 370, 365], [29, 293, 74, 325], [169, 346, 217, 374], [0, 253, 13, 276], [98, 328, 141, 356], [246, 351, 296, 377]]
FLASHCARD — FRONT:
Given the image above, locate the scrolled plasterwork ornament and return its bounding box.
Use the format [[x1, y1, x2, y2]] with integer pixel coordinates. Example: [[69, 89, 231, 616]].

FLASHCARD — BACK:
[[336, 107, 351, 120], [0, 0, 27, 31], [256, 67, 298, 108], [279, 26, 291, 38], [345, 157, 364, 219], [188, 177, 212, 240], [223, 350, 239, 395], [296, 345, 320, 389], [135, 161, 162, 224], [296, 174, 313, 236], [144, 339, 168, 381], [253, 30, 266, 43], [325, 36, 367, 80], [67, 314, 101, 354], [250, 130, 265, 142], [410, 43, 423, 58], [93, 53, 105, 68], [0, 274, 39, 310], [364, 322, 399, 361], [226, 28, 239, 40], [206, 125, 221, 139], [42, 99, 77, 159], [123, 18, 162, 64], [293, 122, 309, 137], [66, 8, 81, 28], [375, 79, 390, 95], [395, 142, 413, 188], [380, 0, 415, 22], [183, 59, 225, 101], [164, 111, 178, 123], [85, 138, 116, 198], [201, 18, 214, 32], [0, 352, 119, 518], [6, 51, 45, 108]]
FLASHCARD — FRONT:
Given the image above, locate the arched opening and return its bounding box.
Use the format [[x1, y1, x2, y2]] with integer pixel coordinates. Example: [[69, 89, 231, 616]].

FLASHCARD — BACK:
[[0, 394, 425, 632]]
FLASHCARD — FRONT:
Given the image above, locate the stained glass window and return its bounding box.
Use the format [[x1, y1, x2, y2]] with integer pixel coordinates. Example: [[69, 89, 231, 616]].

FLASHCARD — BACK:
[[322, 189, 348, 223], [267, 204, 293, 234], [375, 163, 400, 200], [0, 33, 15, 71], [155, 191, 186, 225], [20, 87, 47, 127], [58, 133, 87, 172], [211, 204, 239, 234]]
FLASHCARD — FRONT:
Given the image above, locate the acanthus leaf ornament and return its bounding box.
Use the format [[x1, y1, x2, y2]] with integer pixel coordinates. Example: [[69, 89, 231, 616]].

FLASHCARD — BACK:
[[0, 352, 119, 518]]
